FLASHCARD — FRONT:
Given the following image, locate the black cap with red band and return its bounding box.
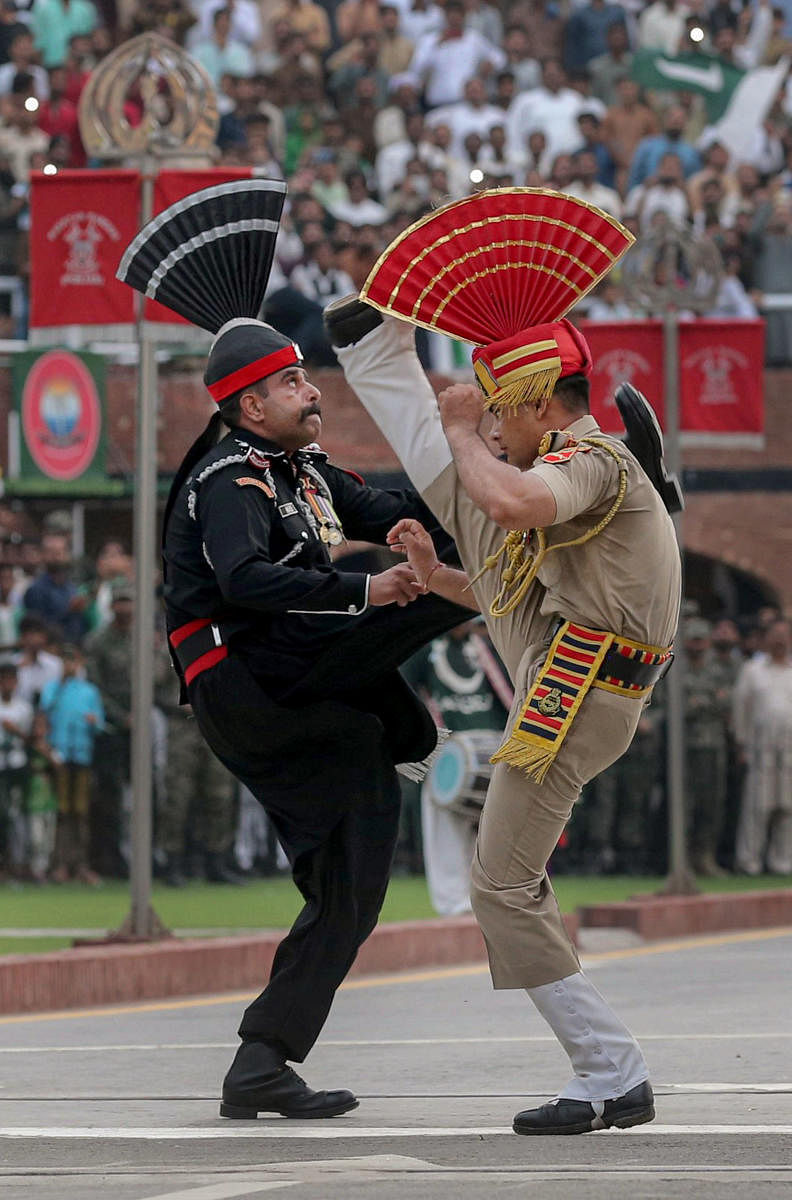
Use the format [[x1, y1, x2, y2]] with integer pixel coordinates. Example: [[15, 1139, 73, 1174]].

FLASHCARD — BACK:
[[205, 319, 302, 405]]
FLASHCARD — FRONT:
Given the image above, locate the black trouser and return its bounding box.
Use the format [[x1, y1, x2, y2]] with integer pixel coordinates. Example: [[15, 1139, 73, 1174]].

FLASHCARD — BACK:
[[187, 595, 467, 1061]]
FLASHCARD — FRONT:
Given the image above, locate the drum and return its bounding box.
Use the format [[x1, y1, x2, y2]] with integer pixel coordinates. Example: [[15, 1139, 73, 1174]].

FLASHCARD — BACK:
[[426, 730, 502, 824]]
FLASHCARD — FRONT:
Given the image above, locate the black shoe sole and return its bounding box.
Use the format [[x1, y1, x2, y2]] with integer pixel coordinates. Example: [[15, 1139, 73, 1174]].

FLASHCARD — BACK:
[[513, 1104, 655, 1136], [220, 1097, 359, 1120]]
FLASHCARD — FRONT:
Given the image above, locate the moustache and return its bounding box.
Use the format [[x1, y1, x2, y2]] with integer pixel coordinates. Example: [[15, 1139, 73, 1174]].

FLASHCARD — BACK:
[[301, 404, 322, 420]]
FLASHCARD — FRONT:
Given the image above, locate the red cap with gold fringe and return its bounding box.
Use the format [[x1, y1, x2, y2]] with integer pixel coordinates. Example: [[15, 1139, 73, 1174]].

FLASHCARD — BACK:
[[361, 187, 634, 410]]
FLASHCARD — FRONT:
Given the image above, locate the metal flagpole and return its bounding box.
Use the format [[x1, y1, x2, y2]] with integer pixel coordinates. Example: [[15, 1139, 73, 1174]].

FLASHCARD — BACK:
[[622, 220, 722, 894], [128, 160, 160, 937], [76, 33, 220, 940], [661, 305, 695, 893]]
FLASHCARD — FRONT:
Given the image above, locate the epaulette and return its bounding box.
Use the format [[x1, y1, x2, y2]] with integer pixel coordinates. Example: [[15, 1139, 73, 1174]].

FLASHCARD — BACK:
[[538, 430, 594, 465], [187, 437, 277, 521]]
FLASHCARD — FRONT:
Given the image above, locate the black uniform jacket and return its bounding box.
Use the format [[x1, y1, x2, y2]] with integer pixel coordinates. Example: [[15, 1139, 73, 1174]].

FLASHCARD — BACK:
[[163, 427, 452, 695]]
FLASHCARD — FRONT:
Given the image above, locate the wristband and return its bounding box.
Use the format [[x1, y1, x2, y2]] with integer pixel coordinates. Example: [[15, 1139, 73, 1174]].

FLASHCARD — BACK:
[[421, 562, 442, 593]]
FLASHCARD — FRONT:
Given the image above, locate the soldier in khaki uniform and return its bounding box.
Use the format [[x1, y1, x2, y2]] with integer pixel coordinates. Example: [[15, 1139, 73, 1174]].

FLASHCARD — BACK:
[[84, 580, 133, 878], [154, 646, 241, 886], [683, 618, 728, 877], [329, 189, 681, 1135]]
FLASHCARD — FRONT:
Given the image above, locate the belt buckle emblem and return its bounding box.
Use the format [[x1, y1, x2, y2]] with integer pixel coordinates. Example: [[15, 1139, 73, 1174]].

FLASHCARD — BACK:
[[538, 688, 562, 717]]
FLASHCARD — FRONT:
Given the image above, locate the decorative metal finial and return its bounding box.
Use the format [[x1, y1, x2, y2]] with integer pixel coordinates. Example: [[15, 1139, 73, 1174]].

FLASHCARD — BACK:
[[78, 33, 219, 159], [622, 217, 724, 315]]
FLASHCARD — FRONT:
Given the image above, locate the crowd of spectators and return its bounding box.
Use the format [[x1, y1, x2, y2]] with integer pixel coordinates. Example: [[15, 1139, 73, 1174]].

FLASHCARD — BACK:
[[0, 0, 789, 352], [1, 506, 791, 886]]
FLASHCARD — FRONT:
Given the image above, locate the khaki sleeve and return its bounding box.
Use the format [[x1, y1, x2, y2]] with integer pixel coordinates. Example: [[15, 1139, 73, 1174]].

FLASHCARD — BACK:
[[529, 449, 618, 525]]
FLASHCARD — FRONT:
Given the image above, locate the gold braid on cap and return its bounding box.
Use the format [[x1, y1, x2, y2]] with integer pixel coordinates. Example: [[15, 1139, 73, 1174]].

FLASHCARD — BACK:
[[483, 366, 562, 414], [469, 437, 629, 618]]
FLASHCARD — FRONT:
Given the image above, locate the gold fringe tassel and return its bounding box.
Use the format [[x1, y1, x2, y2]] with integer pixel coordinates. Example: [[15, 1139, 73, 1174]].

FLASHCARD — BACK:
[[490, 737, 555, 782], [483, 364, 562, 413]]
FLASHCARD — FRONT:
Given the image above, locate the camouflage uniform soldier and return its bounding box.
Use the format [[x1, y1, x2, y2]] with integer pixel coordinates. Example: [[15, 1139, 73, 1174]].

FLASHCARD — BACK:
[[684, 618, 728, 877], [84, 580, 133, 877], [588, 699, 663, 874], [709, 618, 742, 868], [154, 645, 240, 885]]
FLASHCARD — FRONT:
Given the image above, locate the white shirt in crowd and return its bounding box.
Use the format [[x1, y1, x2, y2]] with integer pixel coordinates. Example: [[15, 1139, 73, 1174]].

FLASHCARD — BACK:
[[625, 181, 690, 232], [376, 137, 441, 196], [14, 650, 62, 707], [188, 0, 263, 47], [637, 0, 689, 55], [565, 178, 623, 219], [396, 1, 446, 45], [329, 196, 389, 226], [289, 260, 356, 305], [411, 29, 505, 108], [425, 99, 506, 156], [506, 87, 586, 162], [0, 694, 33, 771], [0, 60, 49, 98]]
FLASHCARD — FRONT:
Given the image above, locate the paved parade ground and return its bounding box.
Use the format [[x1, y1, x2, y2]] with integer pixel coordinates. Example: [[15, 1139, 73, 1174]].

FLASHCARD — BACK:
[[1, 927, 791, 1200]]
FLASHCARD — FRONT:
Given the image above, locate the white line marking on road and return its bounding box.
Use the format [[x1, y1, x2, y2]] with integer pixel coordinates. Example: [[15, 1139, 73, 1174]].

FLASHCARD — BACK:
[[144, 1185, 296, 1200], [2, 1034, 792, 1053], [138, 1183, 297, 1200], [2, 1124, 792, 1139]]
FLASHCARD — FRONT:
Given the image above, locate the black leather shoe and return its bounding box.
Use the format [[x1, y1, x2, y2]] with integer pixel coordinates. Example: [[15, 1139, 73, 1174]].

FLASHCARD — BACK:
[[513, 1080, 655, 1135], [323, 294, 382, 347], [615, 383, 684, 514], [220, 1041, 358, 1120]]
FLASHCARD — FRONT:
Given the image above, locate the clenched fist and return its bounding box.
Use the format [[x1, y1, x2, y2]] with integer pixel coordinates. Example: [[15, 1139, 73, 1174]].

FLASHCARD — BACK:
[[436, 383, 484, 435]]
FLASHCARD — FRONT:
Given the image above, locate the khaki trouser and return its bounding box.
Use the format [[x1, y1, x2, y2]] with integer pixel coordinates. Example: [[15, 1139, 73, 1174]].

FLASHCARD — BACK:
[[425, 466, 644, 988]]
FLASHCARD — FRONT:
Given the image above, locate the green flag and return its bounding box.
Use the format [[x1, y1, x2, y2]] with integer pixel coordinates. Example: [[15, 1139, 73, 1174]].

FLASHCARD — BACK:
[[631, 50, 744, 122]]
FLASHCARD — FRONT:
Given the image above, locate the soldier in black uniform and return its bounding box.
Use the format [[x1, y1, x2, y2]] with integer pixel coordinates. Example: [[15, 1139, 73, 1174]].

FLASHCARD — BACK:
[[116, 180, 467, 1123], [163, 318, 467, 1121]]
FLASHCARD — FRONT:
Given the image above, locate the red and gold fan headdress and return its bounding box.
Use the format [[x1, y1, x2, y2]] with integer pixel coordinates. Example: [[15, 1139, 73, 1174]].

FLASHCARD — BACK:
[[361, 188, 634, 410]]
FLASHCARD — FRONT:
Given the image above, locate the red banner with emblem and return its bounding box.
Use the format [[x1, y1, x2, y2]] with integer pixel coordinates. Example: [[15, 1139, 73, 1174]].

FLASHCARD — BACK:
[[29, 168, 258, 334], [579, 320, 665, 432], [579, 318, 764, 442], [678, 319, 764, 443], [30, 169, 141, 331]]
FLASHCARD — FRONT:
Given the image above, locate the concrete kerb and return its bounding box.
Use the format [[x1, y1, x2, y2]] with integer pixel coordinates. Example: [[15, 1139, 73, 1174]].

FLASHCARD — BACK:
[[0, 892, 790, 1015], [0, 915, 496, 1016]]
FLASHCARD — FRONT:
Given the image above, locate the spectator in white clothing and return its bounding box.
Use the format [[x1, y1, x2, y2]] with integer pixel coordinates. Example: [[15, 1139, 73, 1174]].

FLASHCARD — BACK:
[[290, 239, 356, 306], [625, 151, 691, 232], [0, 657, 33, 876], [15, 615, 62, 706], [188, 0, 262, 49], [732, 619, 792, 875], [410, 0, 505, 108], [425, 76, 505, 155], [566, 148, 622, 216], [330, 169, 388, 225], [500, 23, 541, 93], [0, 30, 48, 99], [708, 251, 759, 318], [637, 0, 689, 55], [399, 0, 444, 45], [506, 58, 585, 162]]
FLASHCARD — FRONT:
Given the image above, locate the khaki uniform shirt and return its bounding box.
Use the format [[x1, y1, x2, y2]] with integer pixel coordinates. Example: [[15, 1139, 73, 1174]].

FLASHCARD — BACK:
[[528, 414, 681, 648]]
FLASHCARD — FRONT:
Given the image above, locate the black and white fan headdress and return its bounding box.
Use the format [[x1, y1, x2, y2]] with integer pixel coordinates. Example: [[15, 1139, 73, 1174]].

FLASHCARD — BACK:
[[117, 178, 301, 405], [117, 177, 301, 539]]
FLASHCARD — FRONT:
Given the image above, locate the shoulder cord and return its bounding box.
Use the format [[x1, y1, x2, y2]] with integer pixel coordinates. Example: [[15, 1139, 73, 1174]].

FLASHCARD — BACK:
[[469, 437, 629, 619]]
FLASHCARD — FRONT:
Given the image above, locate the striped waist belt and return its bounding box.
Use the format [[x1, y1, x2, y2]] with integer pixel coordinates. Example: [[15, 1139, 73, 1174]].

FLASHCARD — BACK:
[[169, 618, 228, 686], [491, 620, 673, 784]]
